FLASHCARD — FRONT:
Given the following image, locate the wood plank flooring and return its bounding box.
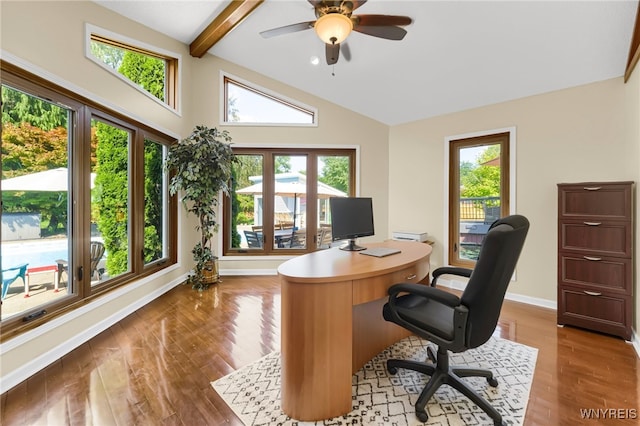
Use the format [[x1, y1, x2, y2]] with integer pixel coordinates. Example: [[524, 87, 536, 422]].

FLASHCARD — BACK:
[[1, 276, 638, 425]]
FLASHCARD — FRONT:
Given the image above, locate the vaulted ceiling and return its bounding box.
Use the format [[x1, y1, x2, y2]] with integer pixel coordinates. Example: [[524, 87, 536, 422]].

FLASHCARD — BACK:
[[95, 0, 638, 126]]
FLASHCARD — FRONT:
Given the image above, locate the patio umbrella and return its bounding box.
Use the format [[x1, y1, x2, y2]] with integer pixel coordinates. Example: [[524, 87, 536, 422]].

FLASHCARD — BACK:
[[2, 168, 95, 191], [236, 180, 346, 227]]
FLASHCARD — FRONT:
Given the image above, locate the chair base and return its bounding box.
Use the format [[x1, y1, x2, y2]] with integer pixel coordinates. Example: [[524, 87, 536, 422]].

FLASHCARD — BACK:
[[387, 345, 505, 426]]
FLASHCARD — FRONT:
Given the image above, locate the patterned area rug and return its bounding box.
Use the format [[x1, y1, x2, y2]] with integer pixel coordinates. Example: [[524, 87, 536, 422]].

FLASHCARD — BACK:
[[212, 336, 537, 426]]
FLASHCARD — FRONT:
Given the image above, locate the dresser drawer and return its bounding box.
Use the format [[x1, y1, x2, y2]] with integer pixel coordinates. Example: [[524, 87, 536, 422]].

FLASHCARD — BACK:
[[558, 254, 631, 294], [352, 261, 429, 305], [559, 221, 631, 257], [558, 183, 632, 220], [558, 286, 632, 340]]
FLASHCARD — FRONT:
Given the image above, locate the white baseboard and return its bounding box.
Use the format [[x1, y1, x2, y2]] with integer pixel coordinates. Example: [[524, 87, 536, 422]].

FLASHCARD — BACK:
[[220, 268, 278, 276], [441, 278, 557, 310], [442, 278, 639, 358], [0, 269, 188, 394], [630, 330, 640, 359]]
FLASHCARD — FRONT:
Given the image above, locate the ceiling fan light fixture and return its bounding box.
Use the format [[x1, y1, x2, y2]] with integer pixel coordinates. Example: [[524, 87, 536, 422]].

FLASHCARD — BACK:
[[314, 13, 353, 44]]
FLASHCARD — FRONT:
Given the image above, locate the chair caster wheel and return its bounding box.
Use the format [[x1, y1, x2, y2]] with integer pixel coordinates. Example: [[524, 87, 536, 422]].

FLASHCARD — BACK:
[[487, 376, 499, 387], [416, 409, 429, 423], [494, 419, 506, 426], [387, 365, 398, 375]]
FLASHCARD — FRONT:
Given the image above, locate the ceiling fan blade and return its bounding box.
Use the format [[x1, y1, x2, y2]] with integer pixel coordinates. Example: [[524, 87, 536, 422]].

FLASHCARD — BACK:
[[353, 14, 412, 27], [260, 21, 315, 39], [353, 25, 408, 40], [341, 42, 351, 62], [326, 43, 340, 65]]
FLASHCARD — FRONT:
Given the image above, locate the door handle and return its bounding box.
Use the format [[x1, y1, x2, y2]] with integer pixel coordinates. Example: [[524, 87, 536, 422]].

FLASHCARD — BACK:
[[583, 290, 602, 296], [583, 222, 601, 226], [583, 187, 602, 191]]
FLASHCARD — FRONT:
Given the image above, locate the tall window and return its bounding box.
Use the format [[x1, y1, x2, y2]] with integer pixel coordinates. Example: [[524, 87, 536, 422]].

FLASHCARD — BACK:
[[143, 138, 168, 265], [0, 63, 177, 339], [224, 148, 355, 255], [87, 26, 179, 110], [448, 131, 513, 268]]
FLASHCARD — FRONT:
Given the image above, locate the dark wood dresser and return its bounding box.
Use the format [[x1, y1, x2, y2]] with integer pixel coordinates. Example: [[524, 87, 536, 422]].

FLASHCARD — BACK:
[[557, 181, 634, 340]]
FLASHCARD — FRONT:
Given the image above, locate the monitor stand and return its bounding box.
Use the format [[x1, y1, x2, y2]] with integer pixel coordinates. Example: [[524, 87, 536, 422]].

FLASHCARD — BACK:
[[340, 239, 366, 251]]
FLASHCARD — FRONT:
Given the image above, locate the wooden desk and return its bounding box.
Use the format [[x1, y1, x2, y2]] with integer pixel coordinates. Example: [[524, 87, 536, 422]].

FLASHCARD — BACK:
[[277, 240, 432, 421]]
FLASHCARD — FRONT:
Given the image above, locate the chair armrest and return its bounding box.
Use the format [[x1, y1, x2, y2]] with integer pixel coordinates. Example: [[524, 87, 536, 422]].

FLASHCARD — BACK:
[[388, 283, 461, 308], [431, 266, 473, 287]]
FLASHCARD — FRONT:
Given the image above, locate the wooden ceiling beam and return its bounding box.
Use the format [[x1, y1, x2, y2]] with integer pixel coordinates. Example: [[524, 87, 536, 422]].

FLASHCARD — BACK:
[[190, 0, 264, 58], [624, 0, 640, 82]]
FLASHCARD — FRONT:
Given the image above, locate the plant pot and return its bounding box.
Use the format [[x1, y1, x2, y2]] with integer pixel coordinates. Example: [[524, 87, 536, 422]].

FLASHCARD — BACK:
[[202, 259, 219, 284]]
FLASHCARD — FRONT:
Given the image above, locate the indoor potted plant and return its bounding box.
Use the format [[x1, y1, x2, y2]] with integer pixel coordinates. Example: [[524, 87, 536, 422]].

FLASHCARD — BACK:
[[165, 125, 235, 290]]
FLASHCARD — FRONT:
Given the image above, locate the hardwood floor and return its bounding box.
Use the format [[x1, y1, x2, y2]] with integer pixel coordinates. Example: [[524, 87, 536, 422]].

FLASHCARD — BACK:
[[1, 276, 638, 425]]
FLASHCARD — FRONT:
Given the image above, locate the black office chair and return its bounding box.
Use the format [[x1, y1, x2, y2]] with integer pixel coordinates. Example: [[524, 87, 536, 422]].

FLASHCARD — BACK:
[[383, 215, 529, 425], [244, 230, 263, 248]]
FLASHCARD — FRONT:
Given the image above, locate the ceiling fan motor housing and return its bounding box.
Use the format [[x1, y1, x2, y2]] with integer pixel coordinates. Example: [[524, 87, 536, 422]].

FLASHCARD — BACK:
[[314, 1, 357, 19]]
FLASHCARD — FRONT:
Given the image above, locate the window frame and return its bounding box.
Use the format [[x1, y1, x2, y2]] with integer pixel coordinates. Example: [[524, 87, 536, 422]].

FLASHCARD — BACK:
[[222, 146, 357, 257], [85, 23, 181, 114], [220, 72, 318, 127], [0, 60, 178, 340], [444, 128, 516, 269]]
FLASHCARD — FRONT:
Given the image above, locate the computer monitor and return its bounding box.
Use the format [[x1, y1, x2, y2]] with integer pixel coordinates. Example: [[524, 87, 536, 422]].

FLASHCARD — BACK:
[[329, 197, 374, 251]]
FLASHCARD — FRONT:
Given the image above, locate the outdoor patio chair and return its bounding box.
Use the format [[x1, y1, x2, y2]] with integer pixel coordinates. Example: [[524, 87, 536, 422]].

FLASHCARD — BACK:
[[90, 241, 105, 280], [279, 221, 295, 230], [289, 228, 306, 248], [244, 230, 263, 248], [318, 225, 333, 248], [1, 263, 28, 300], [56, 241, 106, 284]]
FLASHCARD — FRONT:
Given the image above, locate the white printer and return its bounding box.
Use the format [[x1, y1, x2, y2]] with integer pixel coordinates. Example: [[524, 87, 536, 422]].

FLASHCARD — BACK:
[[392, 230, 429, 243]]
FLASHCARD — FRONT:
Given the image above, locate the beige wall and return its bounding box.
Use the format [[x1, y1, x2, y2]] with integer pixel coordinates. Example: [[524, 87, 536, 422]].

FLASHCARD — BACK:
[[0, 0, 194, 383], [0, 1, 388, 386], [389, 77, 638, 306], [625, 67, 640, 335], [1, 1, 191, 136], [192, 56, 390, 272]]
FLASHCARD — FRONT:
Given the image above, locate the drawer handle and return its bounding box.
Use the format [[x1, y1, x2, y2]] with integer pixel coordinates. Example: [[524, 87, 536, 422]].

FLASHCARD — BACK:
[[583, 256, 602, 261], [583, 186, 602, 191], [583, 222, 601, 226], [406, 274, 417, 280], [583, 290, 602, 296]]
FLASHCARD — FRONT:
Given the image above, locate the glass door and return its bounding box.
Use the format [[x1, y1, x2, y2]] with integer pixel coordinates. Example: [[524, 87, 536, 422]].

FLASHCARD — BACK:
[[449, 133, 510, 267]]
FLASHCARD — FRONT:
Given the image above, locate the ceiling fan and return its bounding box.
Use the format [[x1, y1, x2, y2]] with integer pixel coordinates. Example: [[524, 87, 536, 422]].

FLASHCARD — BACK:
[[259, 0, 412, 65]]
